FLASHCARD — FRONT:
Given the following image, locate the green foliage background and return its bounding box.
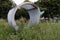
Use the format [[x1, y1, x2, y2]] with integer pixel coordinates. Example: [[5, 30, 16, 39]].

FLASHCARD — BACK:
[[0, 0, 60, 40], [0, 0, 60, 19]]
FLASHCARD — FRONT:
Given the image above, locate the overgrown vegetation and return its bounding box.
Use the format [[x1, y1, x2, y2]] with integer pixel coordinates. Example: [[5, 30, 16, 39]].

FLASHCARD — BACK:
[[0, 19, 60, 40], [0, 0, 60, 40]]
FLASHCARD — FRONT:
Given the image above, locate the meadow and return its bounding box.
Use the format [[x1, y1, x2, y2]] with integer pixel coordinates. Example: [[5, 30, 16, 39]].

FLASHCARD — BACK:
[[0, 19, 60, 40]]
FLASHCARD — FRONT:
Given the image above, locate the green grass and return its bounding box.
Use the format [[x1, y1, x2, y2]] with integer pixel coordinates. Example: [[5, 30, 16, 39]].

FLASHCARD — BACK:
[[0, 19, 60, 40]]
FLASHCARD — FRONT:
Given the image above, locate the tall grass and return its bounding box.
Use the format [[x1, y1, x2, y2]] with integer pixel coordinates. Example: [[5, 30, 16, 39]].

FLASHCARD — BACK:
[[0, 19, 60, 40]]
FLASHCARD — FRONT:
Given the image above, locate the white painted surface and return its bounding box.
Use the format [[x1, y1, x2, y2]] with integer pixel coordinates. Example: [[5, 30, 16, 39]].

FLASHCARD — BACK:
[[7, 2, 44, 31]]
